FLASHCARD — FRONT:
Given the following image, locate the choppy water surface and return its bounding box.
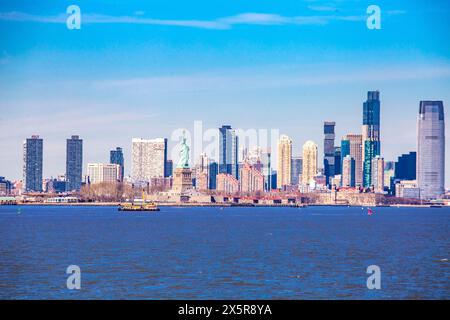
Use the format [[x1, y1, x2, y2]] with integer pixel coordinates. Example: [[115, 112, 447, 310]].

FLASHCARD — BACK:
[[0, 205, 448, 299]]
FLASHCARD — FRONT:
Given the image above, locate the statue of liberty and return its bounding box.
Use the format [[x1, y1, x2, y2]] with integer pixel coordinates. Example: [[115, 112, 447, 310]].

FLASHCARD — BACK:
[[177, 131, 190, 169]]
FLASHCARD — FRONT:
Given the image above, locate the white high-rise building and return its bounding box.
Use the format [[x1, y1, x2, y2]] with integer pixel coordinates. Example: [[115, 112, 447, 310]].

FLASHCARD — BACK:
[[302, 140, 318, 186], [417, 101, 445, 200], [131, 138, 166, 183], [87, 163, 120, 184], [371, 156, 384, 193], [277, 135, 292, 189]]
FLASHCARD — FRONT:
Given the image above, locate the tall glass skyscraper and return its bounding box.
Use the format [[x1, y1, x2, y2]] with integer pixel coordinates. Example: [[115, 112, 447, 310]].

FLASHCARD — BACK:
[[323, 121, 336, 186], [208, 161, 218, 190], [334, 146, 341, 175], [417, 101, 445, 200], [23, 135, 43, 192], [110, 147, 124, 182], [219, 125, 239, 179], [291, 156, 303, 186], [362, 91, 381, 188], [66, 135, 83, 191]]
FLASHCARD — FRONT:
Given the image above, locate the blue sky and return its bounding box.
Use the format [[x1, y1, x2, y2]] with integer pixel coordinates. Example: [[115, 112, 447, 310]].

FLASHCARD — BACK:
[[0, 0, 449, 187]]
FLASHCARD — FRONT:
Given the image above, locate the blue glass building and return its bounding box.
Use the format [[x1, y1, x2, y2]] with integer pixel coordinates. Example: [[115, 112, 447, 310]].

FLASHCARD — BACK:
[[208, 162, 218, 189], [110, 147, 124, 181], [362, 91, 381, 188], [323, 121, 336, 186], [66, 135, 83, 191], [23, 135, 43, 192], [219, 125, 239, 179]]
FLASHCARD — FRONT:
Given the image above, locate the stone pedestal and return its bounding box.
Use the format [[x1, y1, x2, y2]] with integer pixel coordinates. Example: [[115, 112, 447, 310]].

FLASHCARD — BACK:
[[172, 167, 193, 196]]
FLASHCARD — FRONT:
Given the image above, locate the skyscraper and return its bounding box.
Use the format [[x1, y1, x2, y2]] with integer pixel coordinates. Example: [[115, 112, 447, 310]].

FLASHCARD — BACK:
[[302, 140, 318, 186], [417, 101, 445, 199], [341, 134, 363, 186], [66, 135, 83, 191], [277, 135, 292, 189], [219, 125, 239, 179], [291, 156, 303, 186], [362, 91, 381, 188], [131, 138, 167, 183], [209, 161, 218, 190], [23, 135, 43, 192], [323, 121, 336, 185], [110, 147, 124, 182], [371, 156, 384, 193], [163, 138, 170, 178], [395, 152, 416, 181], [342, 155, 355, 187], [334, 146, 342, 175]]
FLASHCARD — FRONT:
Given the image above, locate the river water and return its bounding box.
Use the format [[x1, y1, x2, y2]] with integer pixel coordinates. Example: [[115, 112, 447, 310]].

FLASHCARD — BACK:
[[0, 205, 448, 299]]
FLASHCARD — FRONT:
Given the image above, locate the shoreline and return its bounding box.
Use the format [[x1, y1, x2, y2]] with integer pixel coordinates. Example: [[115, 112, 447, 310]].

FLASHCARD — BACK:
[[2, 202, 446, 208]]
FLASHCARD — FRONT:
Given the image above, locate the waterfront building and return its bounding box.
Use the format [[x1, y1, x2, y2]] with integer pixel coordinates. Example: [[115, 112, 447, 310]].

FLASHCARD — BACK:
[[196, 172, 209, 191], [395, 180, 420, 199], [194, 153, 209, 190], [277, 135, 292, 189], [131, 138, 167, 183], [362, 91, 381, 188], [313, 174, 327, 190], [239, 162, 264, 193], [149, 177, 173, 191], [342, 155, 356, 187], [323, 121, 336, 185], [256, 149, 272, 191], [11, 181, 22, 196], [271, 171, 277, 190], [0, 177, 12, 195], [371, 156, 384, 193], [46, 178, 67, 193], [330, 175, 342, 188], [110, 147, 124, 182], [334, 146, 342, 175], [216, 173, 239, 194], [417, 101, 445, 199], [391, 152, 416, 195], [341, 134, 363, 186], [219, 125, 239, 179], [383, 161, 395, 189], [166, 160, 173, 177], [291, 156, 302, 186], [302, 140, 318, 186], [209, 162, 218, 190], [87, 163, 121, 184], [23, 135, 43, 192], [65, 135, 83, 191], [395, 152, 416, 180]]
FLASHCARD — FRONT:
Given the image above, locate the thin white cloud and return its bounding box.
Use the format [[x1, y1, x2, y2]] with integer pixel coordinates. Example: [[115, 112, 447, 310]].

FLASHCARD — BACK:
[[93, 64, 450, 93], [0, 11, 379, 29], [308, 5, 337, 12]]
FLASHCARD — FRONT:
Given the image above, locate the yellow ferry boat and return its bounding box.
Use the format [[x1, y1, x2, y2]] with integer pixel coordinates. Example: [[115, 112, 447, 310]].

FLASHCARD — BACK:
[[118, 191, 160, 212]]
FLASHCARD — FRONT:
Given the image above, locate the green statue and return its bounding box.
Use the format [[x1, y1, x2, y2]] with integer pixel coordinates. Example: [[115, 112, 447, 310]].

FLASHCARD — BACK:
[[177, 131, 190, 169]]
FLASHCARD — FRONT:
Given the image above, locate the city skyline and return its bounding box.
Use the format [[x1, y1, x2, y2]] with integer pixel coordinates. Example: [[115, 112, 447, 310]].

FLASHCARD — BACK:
[[6, 95, 449, 190], [0, 1, 450, 187]]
